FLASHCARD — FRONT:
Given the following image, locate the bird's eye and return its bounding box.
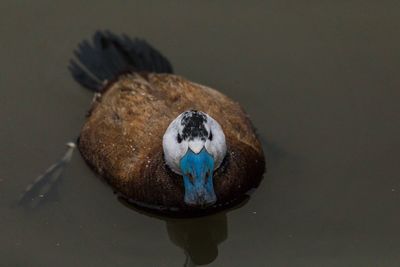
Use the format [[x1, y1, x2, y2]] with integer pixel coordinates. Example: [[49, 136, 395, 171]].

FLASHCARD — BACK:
[[208, 130, 213, 141], [177, 133, 182, 143]]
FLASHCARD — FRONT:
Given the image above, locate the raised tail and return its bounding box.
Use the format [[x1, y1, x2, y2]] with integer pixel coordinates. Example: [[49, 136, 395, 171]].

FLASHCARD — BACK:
[[69, 30, 173, 92]]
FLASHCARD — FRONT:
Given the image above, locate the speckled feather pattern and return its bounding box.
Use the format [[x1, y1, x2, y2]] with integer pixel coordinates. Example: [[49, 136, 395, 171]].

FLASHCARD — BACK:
[[78, 72, 265, 213]]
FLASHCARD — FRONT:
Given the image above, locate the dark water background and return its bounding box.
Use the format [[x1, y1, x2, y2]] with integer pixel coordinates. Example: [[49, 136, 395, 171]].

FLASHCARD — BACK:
[[1, 1, 400, 266]]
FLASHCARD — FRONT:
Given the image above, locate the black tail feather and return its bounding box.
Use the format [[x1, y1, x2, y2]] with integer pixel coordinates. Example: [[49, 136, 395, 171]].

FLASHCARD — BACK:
[[69, 30, 173, 92]]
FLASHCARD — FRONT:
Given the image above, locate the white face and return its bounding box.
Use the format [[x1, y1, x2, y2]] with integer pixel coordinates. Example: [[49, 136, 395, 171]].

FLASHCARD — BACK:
[[162, 110, 227, 175]]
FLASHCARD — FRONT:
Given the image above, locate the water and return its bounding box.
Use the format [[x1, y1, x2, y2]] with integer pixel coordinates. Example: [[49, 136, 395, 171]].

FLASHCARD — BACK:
[[1, 1, 400, 266]]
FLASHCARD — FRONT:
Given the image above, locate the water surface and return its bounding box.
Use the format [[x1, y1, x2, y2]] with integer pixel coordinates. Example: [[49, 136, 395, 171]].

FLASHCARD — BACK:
[[1, 1, 400, 266]]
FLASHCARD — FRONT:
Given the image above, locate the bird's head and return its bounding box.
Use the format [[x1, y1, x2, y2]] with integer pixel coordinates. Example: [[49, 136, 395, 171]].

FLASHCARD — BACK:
[[163, 110, 227, 207]]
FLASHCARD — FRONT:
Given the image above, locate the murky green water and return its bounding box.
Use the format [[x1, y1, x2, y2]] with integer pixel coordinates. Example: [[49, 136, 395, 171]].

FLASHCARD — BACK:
[[1, 1, 400, 266]]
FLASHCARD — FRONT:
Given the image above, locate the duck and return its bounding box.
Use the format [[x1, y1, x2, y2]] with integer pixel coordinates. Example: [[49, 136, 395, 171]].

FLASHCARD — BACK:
[[66, 31, 265, 215]]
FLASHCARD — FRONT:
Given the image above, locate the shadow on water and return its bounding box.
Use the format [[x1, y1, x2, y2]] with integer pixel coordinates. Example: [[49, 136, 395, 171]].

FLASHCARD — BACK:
[[119, 198, 251, 266], [166, 213, 227, 266]]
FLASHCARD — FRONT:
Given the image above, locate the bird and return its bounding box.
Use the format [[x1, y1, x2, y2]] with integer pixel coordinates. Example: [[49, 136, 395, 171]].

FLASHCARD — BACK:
[[68, 31, 266, 216]]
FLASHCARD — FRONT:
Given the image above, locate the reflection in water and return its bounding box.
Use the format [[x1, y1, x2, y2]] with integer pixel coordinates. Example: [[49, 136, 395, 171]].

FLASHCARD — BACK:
[[119, 198, 231, 266], [165, 213, 227, 266]]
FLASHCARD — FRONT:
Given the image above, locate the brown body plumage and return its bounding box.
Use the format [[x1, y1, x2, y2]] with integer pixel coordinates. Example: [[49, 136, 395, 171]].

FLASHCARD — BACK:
[[78, 72, 265, 214], [68, 31, 265, 215]]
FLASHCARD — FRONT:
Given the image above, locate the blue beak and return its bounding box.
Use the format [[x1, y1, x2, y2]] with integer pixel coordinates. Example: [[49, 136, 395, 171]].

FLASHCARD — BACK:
[[180, 148, 216, 207]]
